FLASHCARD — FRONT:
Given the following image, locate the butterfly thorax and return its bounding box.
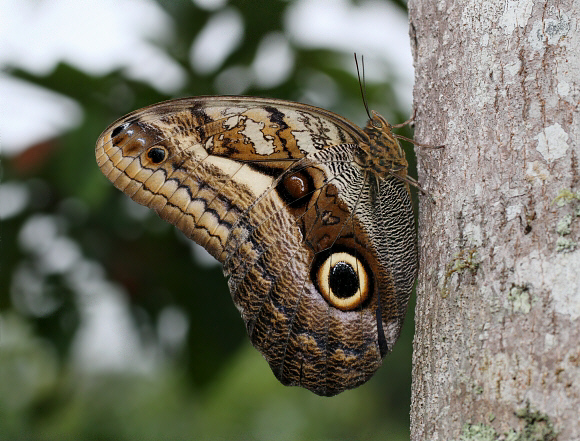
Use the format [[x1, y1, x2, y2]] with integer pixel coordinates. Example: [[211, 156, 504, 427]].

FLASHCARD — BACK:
[[356, 111, 408, 180]]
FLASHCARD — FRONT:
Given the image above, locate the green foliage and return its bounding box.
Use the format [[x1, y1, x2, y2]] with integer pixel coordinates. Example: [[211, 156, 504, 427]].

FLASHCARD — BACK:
[[1, 1, 416, 439]]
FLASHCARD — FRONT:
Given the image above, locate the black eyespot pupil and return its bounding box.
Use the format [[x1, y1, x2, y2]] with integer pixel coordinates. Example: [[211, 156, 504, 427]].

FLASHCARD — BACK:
[[147, 147, 166, 163], [329, 261, 359, 299]]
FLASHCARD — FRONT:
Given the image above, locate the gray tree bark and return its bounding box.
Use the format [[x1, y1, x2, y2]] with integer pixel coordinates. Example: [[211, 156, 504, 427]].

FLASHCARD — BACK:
[[408, 0, 580, 439]]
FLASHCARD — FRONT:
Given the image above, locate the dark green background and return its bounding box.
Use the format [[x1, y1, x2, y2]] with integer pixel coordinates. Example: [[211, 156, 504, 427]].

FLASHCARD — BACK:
[[0, 1, 419, 439]]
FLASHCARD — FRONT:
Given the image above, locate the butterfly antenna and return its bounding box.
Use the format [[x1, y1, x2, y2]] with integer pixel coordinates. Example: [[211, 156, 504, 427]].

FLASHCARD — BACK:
[[354, 53, 372, 121]]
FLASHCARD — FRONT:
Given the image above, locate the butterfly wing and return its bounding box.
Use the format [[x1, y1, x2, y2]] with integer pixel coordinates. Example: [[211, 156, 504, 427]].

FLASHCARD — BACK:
[[96, 96, 416, 396]]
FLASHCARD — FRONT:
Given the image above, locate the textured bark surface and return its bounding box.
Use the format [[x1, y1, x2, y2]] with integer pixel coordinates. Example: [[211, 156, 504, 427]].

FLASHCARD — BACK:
[[408, 0, 580, 439]]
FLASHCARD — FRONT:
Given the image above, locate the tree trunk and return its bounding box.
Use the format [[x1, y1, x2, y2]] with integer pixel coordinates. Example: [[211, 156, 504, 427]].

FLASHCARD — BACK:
[[408, 0, 579, 439]]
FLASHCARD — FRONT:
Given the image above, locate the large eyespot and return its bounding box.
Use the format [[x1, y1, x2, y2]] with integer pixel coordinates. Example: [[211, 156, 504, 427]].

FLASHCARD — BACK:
[[146, 146, 167, 164], [315, 251, 371, 311]]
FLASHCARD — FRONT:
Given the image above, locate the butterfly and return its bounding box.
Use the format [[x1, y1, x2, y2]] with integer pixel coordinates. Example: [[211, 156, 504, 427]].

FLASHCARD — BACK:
[[96, 95, 418, 396]]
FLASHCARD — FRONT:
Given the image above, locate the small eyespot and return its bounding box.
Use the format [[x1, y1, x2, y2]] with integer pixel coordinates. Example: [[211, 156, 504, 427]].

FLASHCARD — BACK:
[[276, 169, 313, 208], [283, 173, 308, 200], [146, 146, 167, 164], [111, 124, 126, 138], [316, 251, 370, 311]]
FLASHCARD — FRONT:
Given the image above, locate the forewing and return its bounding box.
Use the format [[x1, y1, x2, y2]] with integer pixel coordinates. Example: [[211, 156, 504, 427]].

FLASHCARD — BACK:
[[96, 96, 366, 262]]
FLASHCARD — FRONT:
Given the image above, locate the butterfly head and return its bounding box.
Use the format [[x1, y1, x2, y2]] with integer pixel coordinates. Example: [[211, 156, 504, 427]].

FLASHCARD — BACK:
[[363, 111, 394, 141]]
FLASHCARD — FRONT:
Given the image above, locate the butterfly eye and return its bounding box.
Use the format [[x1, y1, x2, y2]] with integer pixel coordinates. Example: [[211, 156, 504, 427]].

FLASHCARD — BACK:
[[146, 146, 167, 164], [315, 251, 370, 311]]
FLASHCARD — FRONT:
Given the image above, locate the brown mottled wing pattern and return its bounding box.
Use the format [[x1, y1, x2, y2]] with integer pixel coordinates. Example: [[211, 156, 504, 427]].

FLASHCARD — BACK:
[[95, 96, 417, 396]]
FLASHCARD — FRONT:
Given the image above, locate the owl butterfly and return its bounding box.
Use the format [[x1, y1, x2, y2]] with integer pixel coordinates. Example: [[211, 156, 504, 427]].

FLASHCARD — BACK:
[[96, 96, 417, 396]]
